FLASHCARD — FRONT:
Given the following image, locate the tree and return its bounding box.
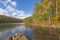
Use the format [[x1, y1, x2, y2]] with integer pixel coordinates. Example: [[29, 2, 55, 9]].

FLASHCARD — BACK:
[[24, 0, 60, 25]]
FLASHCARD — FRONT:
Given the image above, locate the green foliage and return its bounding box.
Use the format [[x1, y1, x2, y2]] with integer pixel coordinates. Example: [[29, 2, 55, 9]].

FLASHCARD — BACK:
[[24, 0, 60, 40], [24, 17, 33, 24], [24, 0, 60, 25], [0, 15, 22, 23], [24, 0, 60, 24]]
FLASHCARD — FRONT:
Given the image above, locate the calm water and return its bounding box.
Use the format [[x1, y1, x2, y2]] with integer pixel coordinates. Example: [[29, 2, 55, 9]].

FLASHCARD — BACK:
[[0, 23, 33, 40]]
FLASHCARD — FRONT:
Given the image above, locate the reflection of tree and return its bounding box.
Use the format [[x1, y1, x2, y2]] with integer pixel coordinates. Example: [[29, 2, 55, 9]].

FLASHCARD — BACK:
[[0, 24, 18, 31]]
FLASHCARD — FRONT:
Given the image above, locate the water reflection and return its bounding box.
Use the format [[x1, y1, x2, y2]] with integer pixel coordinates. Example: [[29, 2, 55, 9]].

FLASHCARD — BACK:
[[0, 23, 33, 40]]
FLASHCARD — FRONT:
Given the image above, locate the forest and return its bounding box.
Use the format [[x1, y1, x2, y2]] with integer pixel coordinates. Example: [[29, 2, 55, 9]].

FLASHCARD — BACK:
[[0, 0, 60, 40], [24, 0, 60, 27], [24, 0, 60, 40], [0, 15, 22, 23]]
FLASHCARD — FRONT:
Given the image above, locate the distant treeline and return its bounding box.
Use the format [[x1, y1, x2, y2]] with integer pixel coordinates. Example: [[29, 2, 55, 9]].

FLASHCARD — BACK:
[[0, 15, 22, 23]]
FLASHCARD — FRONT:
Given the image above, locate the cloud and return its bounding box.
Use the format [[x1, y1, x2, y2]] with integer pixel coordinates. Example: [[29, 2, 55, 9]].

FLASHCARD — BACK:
[[0, 8, 31, 19], [17, 11, 25, 16], [0, 0, 31, 19], [6, 0, 11, 2], [12, 12, 16, 16], [0, 8, 8, 15], [0, 1, 7, 6], [0, 0, 16, 6], [12, 10, 31, 19], [11, 1, 16, 6], [6, 5, 15, 11]]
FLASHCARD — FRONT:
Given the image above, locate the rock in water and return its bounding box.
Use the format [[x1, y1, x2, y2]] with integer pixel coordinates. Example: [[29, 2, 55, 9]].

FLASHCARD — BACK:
[[8, 33, 28, 40]]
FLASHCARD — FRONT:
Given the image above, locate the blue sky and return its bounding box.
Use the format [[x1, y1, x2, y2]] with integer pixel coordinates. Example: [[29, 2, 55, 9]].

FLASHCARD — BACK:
[[0, 0, 40, 19]]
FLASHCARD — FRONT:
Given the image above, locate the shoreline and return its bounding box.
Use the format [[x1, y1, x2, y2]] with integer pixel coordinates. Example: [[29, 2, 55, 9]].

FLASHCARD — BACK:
[[25, 23, 60, 28]]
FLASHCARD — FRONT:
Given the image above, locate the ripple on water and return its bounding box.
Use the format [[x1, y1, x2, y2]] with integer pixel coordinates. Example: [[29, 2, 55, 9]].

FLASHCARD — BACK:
[[0, 24, 34, 40]]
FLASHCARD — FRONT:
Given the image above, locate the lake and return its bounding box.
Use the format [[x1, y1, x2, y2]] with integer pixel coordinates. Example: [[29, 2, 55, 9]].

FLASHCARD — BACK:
[[0, 23, 34, 40]]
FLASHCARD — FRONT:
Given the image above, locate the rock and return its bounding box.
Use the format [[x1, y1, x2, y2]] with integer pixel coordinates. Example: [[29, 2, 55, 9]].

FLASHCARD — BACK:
[[8, 33, 28, 40]]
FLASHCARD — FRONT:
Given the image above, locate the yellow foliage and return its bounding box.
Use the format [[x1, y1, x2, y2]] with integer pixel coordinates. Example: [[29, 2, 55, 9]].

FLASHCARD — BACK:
[[52, 16, 59, 21]]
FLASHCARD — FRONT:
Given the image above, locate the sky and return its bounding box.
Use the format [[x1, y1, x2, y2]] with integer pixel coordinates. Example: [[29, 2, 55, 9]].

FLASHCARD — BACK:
[[0, 0, 40, 19]]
